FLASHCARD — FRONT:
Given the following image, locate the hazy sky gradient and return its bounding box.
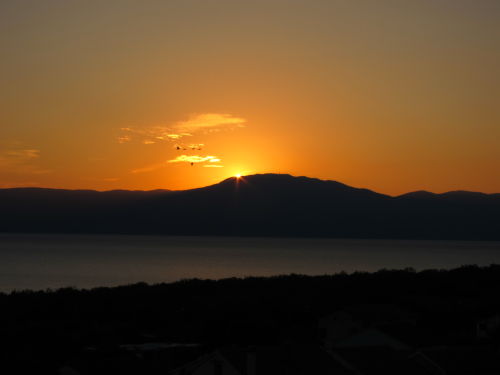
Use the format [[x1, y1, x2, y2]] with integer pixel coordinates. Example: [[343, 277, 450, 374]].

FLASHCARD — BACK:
[[1, 0, 499, 194]]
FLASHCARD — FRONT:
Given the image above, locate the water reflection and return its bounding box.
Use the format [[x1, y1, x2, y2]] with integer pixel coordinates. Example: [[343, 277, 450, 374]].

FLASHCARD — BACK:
[[0, 234, 499, 292]]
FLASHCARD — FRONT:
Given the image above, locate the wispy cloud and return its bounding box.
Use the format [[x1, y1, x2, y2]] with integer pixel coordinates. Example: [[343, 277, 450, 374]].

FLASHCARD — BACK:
[[168, 155, 221, 164], [119, 113, 242, 171], [0, 149, 40, 164], [118, 113, 245, 143], [164, 133, 192, 140], [117, 135, 131, 144], [173, 113, 246, 133], [0, 148, 51, 175], [131, 154, 223, 173]]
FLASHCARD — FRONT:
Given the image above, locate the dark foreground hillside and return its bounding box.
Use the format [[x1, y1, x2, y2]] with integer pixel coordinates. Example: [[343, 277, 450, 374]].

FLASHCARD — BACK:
[[1, 174, 500, 240], [2, 265, 500, 374]]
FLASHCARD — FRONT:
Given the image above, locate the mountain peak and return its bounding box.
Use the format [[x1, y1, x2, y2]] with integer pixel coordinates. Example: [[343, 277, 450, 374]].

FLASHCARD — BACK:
[[1, 174, 499, 239], [220, 173, 354, 189]]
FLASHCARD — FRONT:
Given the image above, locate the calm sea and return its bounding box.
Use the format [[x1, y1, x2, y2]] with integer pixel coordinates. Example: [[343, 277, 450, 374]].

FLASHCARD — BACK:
[[0, 234, 499, 292]]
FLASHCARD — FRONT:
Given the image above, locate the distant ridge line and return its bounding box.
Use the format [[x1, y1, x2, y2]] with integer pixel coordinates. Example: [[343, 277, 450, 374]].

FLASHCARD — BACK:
[[1, 173, 499, 240], [2, 173, 498, 197]]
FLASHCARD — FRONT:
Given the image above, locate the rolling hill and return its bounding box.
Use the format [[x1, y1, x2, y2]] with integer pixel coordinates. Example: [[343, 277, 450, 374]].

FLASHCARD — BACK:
[[1, 174, 499, 240]]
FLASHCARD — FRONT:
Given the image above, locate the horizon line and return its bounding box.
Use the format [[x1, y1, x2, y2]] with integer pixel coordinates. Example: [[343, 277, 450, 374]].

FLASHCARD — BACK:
[[1, 173, 499, 197]]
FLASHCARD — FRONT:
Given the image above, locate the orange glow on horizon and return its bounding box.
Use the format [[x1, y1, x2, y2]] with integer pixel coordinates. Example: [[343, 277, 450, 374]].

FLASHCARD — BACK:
[[0, 2, 499, 195]]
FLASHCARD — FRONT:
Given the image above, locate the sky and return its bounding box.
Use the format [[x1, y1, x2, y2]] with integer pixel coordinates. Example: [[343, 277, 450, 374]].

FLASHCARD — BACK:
[[1, 0, 499, 195]]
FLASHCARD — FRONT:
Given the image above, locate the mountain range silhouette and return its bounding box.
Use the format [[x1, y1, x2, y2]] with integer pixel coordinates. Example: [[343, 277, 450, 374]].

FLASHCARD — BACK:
[[1, 174, 499, 239]]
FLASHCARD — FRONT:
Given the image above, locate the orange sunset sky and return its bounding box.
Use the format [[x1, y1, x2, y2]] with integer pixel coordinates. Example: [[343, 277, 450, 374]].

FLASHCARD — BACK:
[[1, 0, 499, 195]]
